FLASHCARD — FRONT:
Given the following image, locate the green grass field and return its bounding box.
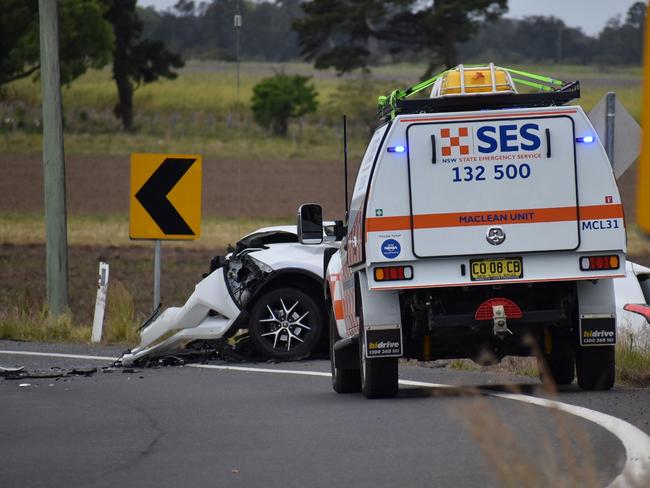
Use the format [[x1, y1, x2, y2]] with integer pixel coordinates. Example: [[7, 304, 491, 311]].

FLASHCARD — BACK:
[[1, 61, 642, 159], [2, 61, 643, 115]]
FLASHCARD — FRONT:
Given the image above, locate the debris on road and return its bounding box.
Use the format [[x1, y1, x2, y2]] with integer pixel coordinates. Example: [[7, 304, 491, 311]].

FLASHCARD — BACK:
[[70, 367, 97, 376], [0, 365, 25, 376], [1, 366, 98, 381], [3, 370, 64, 380]]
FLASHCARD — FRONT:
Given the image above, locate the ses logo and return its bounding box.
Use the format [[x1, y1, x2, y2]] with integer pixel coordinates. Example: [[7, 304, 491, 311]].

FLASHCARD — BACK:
[[440, 123, 542, 156], [381, 239, 401, 259]]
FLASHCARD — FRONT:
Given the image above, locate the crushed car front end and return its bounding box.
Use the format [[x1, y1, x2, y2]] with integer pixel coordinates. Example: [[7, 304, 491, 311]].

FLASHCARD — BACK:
[[118, 224, 339, 366]]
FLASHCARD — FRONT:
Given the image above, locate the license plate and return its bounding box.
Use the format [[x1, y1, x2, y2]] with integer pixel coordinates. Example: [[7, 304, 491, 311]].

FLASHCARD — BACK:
[[470, 257, 523, 281]]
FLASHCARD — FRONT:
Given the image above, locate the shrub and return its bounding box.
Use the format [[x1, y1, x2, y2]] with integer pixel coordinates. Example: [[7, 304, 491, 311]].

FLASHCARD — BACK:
[[251, 74, 318, 136]]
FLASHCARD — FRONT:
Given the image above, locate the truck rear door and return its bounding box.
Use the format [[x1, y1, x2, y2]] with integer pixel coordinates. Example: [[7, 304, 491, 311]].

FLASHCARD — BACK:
[[406, 114, 579, 257]]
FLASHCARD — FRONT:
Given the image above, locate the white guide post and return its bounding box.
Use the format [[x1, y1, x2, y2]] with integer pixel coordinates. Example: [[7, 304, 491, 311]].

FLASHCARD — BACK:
[[91, 262, 110, 343]]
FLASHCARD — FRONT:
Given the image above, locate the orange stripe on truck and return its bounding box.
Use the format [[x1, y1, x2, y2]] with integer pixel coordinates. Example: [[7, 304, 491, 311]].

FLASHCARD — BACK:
[[366, 215, 410, 232], [366, 204, 624, 232], [578, 204, 625, 220]]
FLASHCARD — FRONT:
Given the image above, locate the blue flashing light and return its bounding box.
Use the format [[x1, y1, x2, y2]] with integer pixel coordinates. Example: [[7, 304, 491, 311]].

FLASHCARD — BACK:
[[388, 145, 406, 153], [576, 135, 595, 144]]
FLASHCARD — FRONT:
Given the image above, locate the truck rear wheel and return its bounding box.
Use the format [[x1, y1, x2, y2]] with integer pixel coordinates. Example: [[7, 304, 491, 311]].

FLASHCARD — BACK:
[[576, 346, 615, 391], [359, 321, 398, 399], [538, 353, 575, 386], [329, 309, 361, 393]]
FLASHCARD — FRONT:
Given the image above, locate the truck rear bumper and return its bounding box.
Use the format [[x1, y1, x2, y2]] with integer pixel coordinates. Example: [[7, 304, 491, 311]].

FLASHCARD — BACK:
[[425, 309, 566, 328], [368, 251, 625, 291]]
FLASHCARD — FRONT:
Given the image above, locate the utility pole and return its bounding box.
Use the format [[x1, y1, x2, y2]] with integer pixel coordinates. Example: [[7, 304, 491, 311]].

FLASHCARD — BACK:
[[234, 1, 242, 235], [39, 0, 69, 316]]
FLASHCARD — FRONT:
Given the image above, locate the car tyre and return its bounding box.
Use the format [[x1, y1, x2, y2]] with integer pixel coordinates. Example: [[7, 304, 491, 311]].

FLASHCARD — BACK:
[[575, 346, 615, 391], [329, 308, 361, 393], [538, 353, 575, 386], [249, 287, 322, 360], [359, 319, 398, 399]]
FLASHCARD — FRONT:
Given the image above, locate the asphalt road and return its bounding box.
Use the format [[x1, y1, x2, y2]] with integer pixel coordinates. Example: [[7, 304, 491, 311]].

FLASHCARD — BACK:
[[1, 340, 649, 488]]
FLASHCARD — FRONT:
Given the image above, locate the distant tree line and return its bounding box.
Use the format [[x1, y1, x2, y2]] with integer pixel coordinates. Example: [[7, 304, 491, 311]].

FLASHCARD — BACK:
[[139, 0, 646, 67], [460, 2, 646, 66], [139, 0, 303, 61]]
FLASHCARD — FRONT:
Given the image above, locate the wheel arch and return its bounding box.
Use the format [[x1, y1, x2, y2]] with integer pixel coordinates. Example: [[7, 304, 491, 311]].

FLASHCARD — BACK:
[[248, 268, 327, 324], [250, 268, 323, 302]]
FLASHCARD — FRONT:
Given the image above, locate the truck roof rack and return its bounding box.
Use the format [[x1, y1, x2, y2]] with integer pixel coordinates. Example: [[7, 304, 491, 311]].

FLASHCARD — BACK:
[[377, 65, 581, 123]]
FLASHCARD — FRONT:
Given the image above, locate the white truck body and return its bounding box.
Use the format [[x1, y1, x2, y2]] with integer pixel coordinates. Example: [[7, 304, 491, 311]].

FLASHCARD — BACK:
[[324, 103, 626, 396]]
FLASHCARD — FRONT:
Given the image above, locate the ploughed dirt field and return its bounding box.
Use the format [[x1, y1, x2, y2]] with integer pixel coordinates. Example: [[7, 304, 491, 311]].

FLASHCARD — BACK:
[[0, 153, 356, 219], [0, 153, 646, 325], [0, 153, 358, 324]]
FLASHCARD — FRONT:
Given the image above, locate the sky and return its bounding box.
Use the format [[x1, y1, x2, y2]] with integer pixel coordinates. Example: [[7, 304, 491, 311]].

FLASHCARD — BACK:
[[137, 0, 642, 36]]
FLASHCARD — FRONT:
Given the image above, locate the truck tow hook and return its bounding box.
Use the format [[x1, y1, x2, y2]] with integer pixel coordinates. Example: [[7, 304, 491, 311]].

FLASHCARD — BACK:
[[492, 305, 513, 339]]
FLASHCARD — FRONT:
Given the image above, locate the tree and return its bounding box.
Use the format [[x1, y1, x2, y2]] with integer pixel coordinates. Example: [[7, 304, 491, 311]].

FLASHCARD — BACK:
[[626, 1, 646, 29], [292, 0, 384, 74], [293, 0, 507, 79], [103, 0, 184, 131], [251, 74, 318, 136], [0, 0, 113, 87], [598, 2, 646, 65]]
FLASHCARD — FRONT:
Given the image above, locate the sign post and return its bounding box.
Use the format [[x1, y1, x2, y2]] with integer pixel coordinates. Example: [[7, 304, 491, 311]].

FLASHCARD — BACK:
[[605, 92, 616, 165], [154, 240, 162, 310], [588, 94, 640, 179], [130, 153, 202, 312]]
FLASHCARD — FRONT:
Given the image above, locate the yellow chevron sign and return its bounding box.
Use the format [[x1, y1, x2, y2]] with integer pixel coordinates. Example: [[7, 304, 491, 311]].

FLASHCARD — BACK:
[[130, 153, 202, 240]]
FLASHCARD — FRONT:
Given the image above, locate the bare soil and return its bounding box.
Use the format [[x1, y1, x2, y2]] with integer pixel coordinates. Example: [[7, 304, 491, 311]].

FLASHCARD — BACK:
[[1, 152, 638, 222], [0, 153, 355, 219], [0, 152, 356, 324], [0, 153, 646, 326]]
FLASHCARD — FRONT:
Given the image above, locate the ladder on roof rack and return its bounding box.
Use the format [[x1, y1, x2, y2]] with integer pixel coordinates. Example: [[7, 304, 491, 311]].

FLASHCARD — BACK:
[[377, 66, 581, 123]]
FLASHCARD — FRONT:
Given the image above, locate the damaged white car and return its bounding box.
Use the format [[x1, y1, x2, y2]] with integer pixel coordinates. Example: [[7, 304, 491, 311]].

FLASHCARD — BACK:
[[614, 260, 650, 349], [119, 216, 344, 366]]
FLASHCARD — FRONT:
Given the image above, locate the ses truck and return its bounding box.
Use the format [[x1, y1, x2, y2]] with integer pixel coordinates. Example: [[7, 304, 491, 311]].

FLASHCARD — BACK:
[[297, 65, 626, 398]]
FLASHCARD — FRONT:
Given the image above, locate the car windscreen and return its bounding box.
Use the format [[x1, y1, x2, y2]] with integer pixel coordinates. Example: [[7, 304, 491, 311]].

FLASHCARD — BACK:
[[236, 231, 298, 251]]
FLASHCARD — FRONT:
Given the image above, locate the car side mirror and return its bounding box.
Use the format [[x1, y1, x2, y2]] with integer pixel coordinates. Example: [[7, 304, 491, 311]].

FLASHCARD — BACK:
[[297, 203, 323, 245]]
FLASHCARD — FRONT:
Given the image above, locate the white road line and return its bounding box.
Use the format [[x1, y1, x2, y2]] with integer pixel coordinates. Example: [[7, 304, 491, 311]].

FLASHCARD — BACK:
[[187, 363, 331, 377], [0, 350, 117, 361], [397, 377, 650, 486], [490, 391, 650, 487], [2, 349, 649, 485]]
